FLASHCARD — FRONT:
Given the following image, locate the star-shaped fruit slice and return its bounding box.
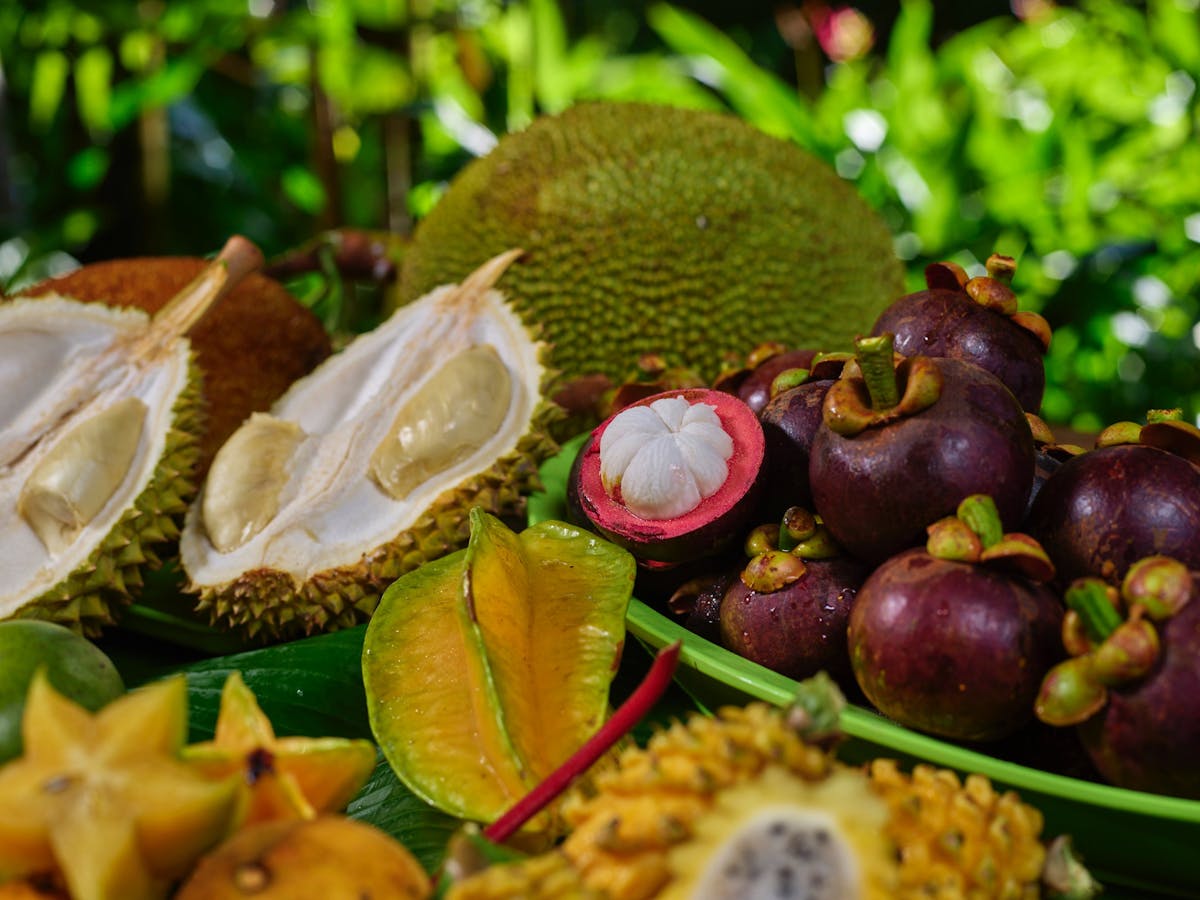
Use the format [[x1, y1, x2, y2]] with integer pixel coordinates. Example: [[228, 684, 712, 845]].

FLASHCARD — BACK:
[[183, 671, 376, 827], [0, 672, 240, 900]]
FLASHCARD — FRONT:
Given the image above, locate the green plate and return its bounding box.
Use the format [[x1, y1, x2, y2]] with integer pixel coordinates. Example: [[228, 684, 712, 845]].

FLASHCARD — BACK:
[[529, 434, 1200, 898]]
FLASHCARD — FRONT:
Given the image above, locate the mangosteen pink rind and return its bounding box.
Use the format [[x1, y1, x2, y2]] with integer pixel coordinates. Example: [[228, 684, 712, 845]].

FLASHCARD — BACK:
[[572, 388, 767, 565]]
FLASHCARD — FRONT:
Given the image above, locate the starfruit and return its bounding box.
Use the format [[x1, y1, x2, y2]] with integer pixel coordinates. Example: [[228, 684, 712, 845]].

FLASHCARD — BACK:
[[183, 671, 377, 828], [361, 508, 634, 829], [0, 674, 240, 900]]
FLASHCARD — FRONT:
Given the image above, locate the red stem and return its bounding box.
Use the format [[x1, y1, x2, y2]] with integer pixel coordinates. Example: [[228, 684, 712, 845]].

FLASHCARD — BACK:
[[483, 641, 682, 845]]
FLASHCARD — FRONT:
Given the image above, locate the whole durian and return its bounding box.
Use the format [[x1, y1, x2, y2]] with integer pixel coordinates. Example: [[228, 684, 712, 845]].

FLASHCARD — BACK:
[[0, 238, 262, 635], [396, 102, 905, 390], [180, 250, 561, 641], [448, 701, 1092, 900]]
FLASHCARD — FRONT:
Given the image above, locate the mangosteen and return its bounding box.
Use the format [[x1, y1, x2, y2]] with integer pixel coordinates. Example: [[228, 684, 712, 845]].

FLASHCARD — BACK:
[[667, 569, 737, 644], [849, 495, 1064, 742], [809, 334, 1035, 567], [756, 353, 849, 519], [571, 388, 765, 564], [1023, 413, 1086, 518], [1025, 411, 1200, 586], [870, 254, 1051, 411], [718, 507, 869, 689], [1036, 556, 1200, 799], [713, 343, 820, 414]]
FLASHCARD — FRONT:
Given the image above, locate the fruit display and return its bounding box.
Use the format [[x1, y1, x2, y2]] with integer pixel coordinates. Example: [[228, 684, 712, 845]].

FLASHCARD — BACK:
[[0, 237, 262, 634], [179, 250, 562, 641], [5, 92, 1199, 898]]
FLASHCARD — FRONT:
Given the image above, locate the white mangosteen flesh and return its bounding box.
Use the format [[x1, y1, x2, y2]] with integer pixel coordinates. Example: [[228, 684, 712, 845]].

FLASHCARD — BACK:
[[598, 397, 733, 520]]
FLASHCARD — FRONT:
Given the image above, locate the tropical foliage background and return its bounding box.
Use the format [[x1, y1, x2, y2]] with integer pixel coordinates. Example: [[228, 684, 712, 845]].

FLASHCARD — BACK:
[[3, 0, 1199, 431]]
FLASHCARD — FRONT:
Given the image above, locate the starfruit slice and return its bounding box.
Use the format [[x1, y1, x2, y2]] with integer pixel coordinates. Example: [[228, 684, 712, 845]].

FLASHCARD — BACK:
[[183, 671, 377, 828], [361, 508, 634, 827], [0, 674, 240, 900]]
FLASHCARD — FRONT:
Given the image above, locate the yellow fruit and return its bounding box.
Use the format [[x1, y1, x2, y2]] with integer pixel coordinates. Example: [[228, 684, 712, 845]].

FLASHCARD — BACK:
[[174, 815, 431, 900], [180, 251, 562, 641], [183, 671, 376, 828], [0, 674, 240, 900], [362, 508, 634, 830]]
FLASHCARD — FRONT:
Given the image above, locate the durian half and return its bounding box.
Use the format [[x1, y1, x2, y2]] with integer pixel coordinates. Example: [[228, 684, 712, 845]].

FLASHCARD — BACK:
[[0, 237, 264, 635], [180, 249, 561, 641]]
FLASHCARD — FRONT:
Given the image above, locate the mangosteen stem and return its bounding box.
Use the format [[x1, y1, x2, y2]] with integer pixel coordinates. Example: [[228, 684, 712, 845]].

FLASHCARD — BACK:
[[1147, 408, 1184, 423], [956, 495, 1003, 548], [482, 641, 681, 845], [854, 334, 900, 411], [1065, 579, 1123, 643]]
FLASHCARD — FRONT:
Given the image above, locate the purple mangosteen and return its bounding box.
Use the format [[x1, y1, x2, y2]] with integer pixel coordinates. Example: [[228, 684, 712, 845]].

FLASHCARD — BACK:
[[849, 495, 1064, 742]]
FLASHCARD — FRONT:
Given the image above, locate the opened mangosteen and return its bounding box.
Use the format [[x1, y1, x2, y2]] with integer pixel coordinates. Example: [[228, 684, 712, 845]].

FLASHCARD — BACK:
[[713, 342, 820, 414], [718, 507, 868, 689], [849, 495, 1064, 742], [1036, 556, 1200, 799], [571, 388, 766, 565], [870, 254, 1051, 412], [809, 334, 1035, 567], [1025, 410, 1200, 586]]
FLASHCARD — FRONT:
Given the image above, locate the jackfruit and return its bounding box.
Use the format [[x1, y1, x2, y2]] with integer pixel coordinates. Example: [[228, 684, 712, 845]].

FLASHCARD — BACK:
[[0, 237, 262, 635], [180, 250, 562, 641], [396, 102, 904, 391]]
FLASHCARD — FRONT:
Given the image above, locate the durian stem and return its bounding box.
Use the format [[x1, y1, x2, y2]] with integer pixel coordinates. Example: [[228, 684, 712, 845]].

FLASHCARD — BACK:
[[483, 641, 681, 845], [1065, 579, 1123, 643], [854, 334, 900, 411], [131, 235, 264, 361]]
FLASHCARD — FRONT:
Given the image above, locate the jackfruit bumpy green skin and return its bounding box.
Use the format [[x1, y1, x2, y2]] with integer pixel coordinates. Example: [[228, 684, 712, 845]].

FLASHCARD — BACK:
[[16, 362, 204, 637], [397, 102, 905, 386]]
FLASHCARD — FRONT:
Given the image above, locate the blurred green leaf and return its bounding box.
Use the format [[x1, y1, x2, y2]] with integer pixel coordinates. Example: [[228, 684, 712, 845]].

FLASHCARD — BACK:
[[74, 45, 113, 137], [282, 165, 327, 214], [29, 50, 70, 131]]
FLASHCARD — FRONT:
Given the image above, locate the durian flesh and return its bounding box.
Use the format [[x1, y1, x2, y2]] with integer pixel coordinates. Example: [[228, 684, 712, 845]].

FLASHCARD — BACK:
[[180, 249, 559, 640], [0, 299, 197, 633]]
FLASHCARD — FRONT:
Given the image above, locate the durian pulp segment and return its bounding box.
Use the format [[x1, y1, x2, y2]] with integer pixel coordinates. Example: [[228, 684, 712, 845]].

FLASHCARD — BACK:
[[181, 279, 544, 587], [0, 301, 191, 618]]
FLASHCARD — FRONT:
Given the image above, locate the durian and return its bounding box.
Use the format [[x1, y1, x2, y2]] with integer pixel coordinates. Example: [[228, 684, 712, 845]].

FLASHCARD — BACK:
[[0, 237, 263, 634], [396, 102, 905, 390], [448, 702, 1068, 900], [180, 250, 561, 640], [17, 256, 331, 476]]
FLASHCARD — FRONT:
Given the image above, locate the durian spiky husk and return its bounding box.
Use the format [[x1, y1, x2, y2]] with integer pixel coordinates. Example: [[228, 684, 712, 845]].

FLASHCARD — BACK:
[[0, 239, 261, 636], [180, 250, 562, 641]]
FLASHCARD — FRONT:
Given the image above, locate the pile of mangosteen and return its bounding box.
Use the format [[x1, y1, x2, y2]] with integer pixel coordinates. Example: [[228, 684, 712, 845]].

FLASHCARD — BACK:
[[566, 253, 1200, 802]]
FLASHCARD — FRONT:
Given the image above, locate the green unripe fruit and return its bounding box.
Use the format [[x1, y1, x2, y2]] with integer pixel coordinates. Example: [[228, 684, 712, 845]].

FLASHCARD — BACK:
[[0, 619, 125, 761]]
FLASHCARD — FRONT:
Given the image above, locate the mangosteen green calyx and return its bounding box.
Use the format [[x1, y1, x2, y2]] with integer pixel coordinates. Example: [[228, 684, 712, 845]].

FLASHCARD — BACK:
[[1035, 555, 1200, 799], [849, 495, 1064, 743], [719, 506, 868, 687], [808, 333, 1035, 567], [1025, 409, 1200, 586], [871, 253, 1051, 412], [572, 388, 765, 564]]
